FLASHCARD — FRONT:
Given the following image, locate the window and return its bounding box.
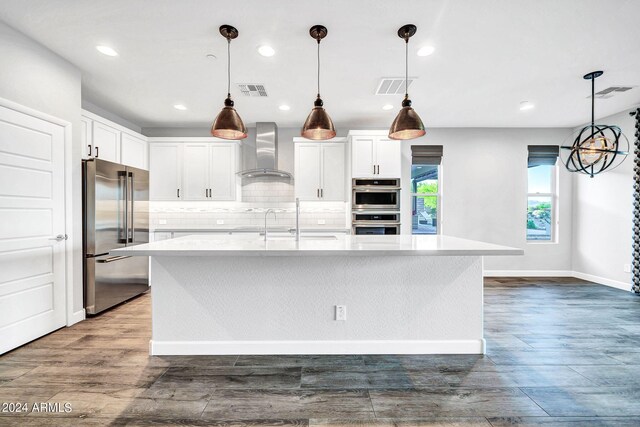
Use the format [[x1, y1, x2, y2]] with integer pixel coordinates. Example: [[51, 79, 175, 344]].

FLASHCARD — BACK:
[[411, 145, 442, 235], [527, 145, 559, 242]]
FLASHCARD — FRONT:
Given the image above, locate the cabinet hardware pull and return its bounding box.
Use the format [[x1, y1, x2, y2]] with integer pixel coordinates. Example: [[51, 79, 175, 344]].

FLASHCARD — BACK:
[[317, 188, 320, 198], [373, 164, 375, 174], [95, 146, 99, 158], [177, 188, 180, 198], [88, 144, 92, 157], [320, 188, 323, 198], [210, 188, 212, 198]]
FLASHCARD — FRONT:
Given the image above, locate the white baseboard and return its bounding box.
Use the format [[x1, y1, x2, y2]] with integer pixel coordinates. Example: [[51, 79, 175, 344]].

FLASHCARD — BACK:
[[67, 309, 85, 326], [572, 271, 631, 292], [150, 339, 486, 356], [484, 270, 573, 277], [484, 269, 632, 292]]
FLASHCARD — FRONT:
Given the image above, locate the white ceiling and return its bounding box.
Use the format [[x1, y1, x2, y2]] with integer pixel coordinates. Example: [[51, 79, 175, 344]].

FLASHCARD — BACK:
[[1, 0, 639, 129]]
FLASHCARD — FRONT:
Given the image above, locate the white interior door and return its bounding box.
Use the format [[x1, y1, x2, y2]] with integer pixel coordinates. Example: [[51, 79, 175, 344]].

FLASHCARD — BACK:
[[0, 104, 67, 354]]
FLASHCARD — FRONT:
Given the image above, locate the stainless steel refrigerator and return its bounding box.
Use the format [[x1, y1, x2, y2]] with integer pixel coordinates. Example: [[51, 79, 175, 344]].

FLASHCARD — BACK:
[[82, 158, 150, 315]]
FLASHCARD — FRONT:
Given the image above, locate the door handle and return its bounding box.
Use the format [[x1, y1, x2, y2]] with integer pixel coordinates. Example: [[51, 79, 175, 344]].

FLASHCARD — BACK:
[[49, 234, 68, 241], [95, 146, 99, 158], [88, 144, 92, 157]]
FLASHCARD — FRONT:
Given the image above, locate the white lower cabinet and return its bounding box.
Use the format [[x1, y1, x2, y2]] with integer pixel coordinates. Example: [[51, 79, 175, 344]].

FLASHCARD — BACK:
[[149, 139, 238, 202], [294, 139, 346, 201]]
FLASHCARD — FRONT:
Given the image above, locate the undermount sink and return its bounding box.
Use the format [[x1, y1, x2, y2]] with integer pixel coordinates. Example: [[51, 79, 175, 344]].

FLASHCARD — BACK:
[[265, 235, 338, 241]]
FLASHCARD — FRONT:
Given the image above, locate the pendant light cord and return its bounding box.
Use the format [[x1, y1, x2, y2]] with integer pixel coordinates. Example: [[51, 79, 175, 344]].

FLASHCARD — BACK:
[[591, 76, 595, 134], [317, 40, 321, 97], [227, 38, 231, 97], [405, 39, 409, 97]]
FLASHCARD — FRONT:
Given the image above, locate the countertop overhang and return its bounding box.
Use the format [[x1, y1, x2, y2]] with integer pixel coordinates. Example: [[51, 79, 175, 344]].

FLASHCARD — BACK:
[[112, 234, 524, 257]]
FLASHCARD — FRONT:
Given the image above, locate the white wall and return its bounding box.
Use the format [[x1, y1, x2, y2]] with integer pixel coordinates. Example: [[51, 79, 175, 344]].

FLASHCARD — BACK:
[[401, 128, 574, 273], [0, 21, 84, 315], [572, 109, 637, 289]]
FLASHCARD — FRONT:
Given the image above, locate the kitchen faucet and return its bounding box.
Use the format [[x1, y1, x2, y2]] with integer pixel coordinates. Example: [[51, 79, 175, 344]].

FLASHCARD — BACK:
[[264, 209, 276, 241]]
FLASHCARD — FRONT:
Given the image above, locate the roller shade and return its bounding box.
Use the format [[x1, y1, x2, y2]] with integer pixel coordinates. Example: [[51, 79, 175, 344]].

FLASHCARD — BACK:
[[412, 145, 443, 165], [528, 145, 559, 168]]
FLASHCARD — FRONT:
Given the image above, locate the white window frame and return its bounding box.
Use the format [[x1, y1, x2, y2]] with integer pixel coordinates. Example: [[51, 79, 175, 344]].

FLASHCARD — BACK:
[[411, 164, 441, 235], [526, 162, 558, 243]]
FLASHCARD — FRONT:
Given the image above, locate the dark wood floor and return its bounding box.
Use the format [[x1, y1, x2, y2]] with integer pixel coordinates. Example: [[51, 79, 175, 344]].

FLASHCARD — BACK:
[[1, 278, 640, 426]]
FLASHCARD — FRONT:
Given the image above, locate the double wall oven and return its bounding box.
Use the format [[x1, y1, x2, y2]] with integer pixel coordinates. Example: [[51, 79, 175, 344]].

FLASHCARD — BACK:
[[352, 178, 401, 235]]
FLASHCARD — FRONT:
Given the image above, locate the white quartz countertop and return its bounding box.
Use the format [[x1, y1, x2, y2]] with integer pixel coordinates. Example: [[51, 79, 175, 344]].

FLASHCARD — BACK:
[[112, 234, 524, 257]]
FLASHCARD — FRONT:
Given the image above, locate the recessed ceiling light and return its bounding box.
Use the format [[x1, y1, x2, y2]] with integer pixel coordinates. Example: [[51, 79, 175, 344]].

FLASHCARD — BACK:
[[279, 105, 291, 111], [417, 46, 435, 57], [382, 104, 394, 110], [206, 53, 217, 60], [519, 101, 534, 111], [258, 45, 275, 57], [96, 45, 118, 57], [173, 104, 187, 111]]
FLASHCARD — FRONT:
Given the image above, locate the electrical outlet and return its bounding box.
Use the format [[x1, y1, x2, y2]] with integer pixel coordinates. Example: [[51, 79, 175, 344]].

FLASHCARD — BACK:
[[159, 219, 167, 225], [217, 219, 224, 225], [318, 219, 326, 225], [624, 264, 632, 273], [335, 305, 347, 321]]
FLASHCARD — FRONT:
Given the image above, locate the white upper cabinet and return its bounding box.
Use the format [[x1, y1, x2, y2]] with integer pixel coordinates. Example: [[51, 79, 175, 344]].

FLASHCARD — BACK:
[[81, 110, 149, 169], [149, 143, 182, 201], [80, 116, 93, 159], [121, 133, 148, 169], [294, 138, 346, 201], [349, 131, 401, 178], [182, 143, 210, 200], [209, 144, 235, 201], [92, 121, 120, 163], [375, 137, 401, 178], [351, 137, 375, 177], [148, 138, 238, 202]]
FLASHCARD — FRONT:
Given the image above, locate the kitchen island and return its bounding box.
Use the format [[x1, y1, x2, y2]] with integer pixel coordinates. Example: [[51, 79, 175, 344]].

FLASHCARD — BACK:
[[113, 234, 522, 355]]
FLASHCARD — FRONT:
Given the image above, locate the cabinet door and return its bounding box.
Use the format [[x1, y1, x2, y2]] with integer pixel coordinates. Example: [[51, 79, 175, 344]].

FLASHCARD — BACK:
[[375, 137, 402, 178], [294, 144, 321, 200], [182, 144, 210, 200], [209, 145, 236, 201], [92, 121, 120, 162], [80, 116, 93, 159], [121, 133, 148, 170], [320, 144, 345, 201], [351, 137, 375, 178], [149, 144, 182, 200]]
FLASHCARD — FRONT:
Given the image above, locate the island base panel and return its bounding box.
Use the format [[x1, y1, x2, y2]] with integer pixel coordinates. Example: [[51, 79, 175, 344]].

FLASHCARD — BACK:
[[149, 255, 484, 355]]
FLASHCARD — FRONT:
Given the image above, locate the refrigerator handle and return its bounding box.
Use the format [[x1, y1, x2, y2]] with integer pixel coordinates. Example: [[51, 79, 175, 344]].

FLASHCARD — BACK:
[[128, 172, 134, 243], [118, 171, 128, 243]]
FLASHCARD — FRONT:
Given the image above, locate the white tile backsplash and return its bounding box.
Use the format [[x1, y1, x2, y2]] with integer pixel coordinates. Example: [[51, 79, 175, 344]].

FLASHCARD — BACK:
[[150, 177, 348, 230]]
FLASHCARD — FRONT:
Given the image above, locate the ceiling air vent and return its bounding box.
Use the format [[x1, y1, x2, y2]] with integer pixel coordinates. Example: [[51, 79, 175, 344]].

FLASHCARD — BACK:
[[238, 84, 268, 97], [588, 86, 635, 99], [376, 77, 415, 95]]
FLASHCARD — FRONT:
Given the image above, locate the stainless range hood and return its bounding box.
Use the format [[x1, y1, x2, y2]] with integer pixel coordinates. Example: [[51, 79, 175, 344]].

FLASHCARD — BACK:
[[238, 122, 292, 179]]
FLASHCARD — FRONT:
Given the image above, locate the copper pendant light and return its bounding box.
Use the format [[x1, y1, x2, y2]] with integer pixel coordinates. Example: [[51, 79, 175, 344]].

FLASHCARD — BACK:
[[388, 24, 426, 140], [211, 25, 247, 140], [301, 25, 336, 140]]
